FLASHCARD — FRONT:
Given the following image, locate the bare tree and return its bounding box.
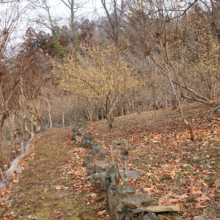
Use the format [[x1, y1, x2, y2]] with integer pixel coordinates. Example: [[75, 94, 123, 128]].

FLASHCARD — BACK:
[[60, 0, 84, 26], [100, 0, 130, 46], [0, 1, 30, 155]]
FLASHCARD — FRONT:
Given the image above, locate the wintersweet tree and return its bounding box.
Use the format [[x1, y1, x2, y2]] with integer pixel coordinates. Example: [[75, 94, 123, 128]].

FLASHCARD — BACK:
[[52, 42, 141, 128]]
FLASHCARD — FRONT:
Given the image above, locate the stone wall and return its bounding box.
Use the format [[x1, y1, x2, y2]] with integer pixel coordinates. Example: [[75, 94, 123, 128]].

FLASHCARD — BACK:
[[71, 123, 214, 220]]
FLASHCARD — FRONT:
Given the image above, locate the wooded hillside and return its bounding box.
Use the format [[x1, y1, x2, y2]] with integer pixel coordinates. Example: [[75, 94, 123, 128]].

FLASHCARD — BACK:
[[0, 0, 220, 219]]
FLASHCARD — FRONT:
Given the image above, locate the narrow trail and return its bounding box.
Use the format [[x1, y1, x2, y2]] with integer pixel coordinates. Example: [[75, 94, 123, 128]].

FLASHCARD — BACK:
[[6, 127, 103, 220]]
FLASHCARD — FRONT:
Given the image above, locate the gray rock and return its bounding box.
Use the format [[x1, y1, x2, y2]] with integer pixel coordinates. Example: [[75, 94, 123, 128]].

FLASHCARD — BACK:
[[108, 185, 136, 215], [159, 215, 182, 220], [193, 217, 206, 220], [72, 127, 84, 137], [141, 206, 181, 213], [15, 166, 24, 174], [78, 119, 87, 128], [144, 213, 158, 220], [91, 145, 108, 156], [122, 194, 158, 209], [100, 172, 108, 189], [115, 185, 136, 195], [77, 127, 85, 136], [71, 134, 80, 142], [115, 209, 126, 220], [91, 141, 101, 147], [116, 204, 124, 213], [71, 135, 75, 141], [85, 155, 95, 167], [86, 162, 96, 176], [100, 164, 120, 191], [158, 215, 166, 220], [72, 127, 78, 133], [171, 214, 182, 220], [96, 163, 111, 173], [81, 134, 94, 147], [120, 170, 141, 179], [89, 173, 101, 182]]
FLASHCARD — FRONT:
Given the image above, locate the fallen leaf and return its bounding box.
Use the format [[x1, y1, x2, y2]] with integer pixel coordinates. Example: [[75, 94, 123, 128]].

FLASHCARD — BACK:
[[179, 194, 189, 200], [169, 198, 179, 203], [90, 193, 97, 198], [191, 190, 202, 195], [196, 194, 210, 201], [56, 186, 62, 190], [97, 210, 106, 215], [143, 187, 154, 192], [170, 169, 176, 179]]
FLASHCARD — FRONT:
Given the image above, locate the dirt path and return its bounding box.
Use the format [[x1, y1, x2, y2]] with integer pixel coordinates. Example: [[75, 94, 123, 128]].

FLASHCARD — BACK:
[[5, 127, 107, 220]]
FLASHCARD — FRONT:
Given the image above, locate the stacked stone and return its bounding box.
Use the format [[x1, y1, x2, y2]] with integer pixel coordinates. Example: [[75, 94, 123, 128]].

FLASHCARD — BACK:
[[71, 119, 86, 141], [72, 121, 218, 220], [79, 132, 182, 220]]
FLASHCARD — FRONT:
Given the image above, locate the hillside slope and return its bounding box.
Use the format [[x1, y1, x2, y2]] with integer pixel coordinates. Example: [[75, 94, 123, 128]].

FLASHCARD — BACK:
[[88, 103, 213, 142], [1, 103, 220, 219], [87, 103, 220, 219]]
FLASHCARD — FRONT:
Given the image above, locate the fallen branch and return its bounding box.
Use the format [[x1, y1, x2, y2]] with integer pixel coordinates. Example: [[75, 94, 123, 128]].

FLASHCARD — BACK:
[[0, 133, 34, 190]]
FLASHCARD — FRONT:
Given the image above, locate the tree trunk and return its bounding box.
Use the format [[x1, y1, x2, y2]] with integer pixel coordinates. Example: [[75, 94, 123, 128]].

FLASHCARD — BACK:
[[31, 115, 34, 133], [0, 112, 7, 144], [166, 60, 195, 141], [0, 88, 16, 152], [45, 98, 52, 129], [20, 77, 29, 134], [165, 93, 168, 108], [107, 115, 113, 129], [62, 111, 65, 127], [8, 113, 16, 151], [71, 0, 74, 25], [0, 113, 6, 168]]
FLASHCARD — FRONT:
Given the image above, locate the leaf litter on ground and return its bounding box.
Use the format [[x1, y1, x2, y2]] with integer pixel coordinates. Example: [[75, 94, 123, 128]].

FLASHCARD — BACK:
[[87, 105, 220, 219]]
